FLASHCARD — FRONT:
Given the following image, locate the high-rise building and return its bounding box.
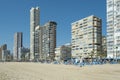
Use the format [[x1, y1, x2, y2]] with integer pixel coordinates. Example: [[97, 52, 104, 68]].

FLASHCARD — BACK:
[[107, 0, 120, 58], [71, 15, 102, 58], [0, 44, 7, 61], [34, 25, 41, 60], [35, 26, 43, 60], [13, 32, 23, 60], [32, 22, 57, 61], [33, 21, 57, 61], [30, 7, 40, 60], [30, 7, 57, 61], [42, 21, 57, 61]]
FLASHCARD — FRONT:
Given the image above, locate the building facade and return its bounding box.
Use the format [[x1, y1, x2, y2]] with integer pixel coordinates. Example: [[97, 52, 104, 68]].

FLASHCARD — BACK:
[[55, 44, 71, 61], [30, 7, 40, 60], [18, 47, 30, 61], [71, 15, 102, 58], [2, 50, 11, 61], [34, 26, 41, 60], [13, 32, 23, 60], [30, 7, 57, 61], [55, 47, 61, 61], [32, 22, 57, 61], [60, 45, 71, 61], [0, 44, 7, 61], [102, 36, 107, 55], [42, 21, 57, 61], [107, 0, 120, 58]]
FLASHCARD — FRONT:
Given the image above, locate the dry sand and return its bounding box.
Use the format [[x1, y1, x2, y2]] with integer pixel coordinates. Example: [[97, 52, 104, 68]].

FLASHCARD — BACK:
[[0, 62, 120, 80]]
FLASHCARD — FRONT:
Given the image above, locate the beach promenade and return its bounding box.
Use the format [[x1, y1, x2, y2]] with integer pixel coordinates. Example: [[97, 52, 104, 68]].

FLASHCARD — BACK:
[[0, 62, 120, 80]]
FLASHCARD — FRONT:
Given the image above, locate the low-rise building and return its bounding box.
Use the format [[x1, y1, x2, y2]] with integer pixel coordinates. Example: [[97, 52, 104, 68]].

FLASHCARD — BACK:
[[18, 47, 30, 61], [55, 44, 71, 61], [60, 45, 71, 61], [2, 50, 11, 61], [55, 47, 61, 61]]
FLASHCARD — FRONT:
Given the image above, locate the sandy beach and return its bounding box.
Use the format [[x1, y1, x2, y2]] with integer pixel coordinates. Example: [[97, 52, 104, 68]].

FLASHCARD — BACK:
[[0, 62, 120, 80]]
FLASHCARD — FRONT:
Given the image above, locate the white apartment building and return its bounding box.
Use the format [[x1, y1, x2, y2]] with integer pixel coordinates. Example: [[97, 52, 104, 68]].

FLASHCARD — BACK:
[[71, 15, 102, 58], [30, 7, 40, 60], [107, 0, 120, 58]]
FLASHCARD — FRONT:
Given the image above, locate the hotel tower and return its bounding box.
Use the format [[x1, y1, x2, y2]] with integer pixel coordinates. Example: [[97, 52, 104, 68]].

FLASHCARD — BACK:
[[30, 7, 57, 61], [71, 15, 102, 58], [13, 32, 23, 60], [107, 0, 120, 58], [30, 7, 40, 60]]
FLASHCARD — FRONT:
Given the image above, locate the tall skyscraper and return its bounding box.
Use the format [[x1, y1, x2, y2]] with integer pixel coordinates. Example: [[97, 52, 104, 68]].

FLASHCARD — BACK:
[[30, 7, 40, 60], [71, 15, 102, 58], [34, 25, 41, 60], [30, 7, 57, 61], [13, 32, 23, 60], [34, 26, 43, 60], [42, 21, 57, 61], [107, 0, 120, 58], [33, 21, 57, 61]]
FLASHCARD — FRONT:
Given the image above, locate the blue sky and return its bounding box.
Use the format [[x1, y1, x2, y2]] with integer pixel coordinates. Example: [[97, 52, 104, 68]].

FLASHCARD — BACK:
[[0, 0, 106, 52]]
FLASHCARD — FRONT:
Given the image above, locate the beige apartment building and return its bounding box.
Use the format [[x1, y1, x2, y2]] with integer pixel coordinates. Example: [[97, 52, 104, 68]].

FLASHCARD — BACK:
[[71, 15, 102, 58]]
